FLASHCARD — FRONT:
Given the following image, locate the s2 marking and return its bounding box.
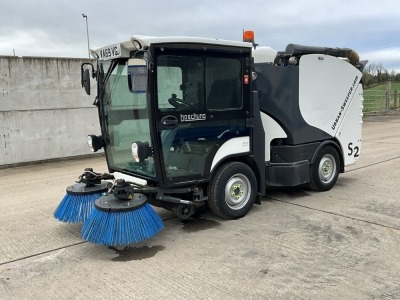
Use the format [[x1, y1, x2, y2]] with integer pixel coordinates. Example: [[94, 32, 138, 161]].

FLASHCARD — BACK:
[[348, 142, 360, 158]]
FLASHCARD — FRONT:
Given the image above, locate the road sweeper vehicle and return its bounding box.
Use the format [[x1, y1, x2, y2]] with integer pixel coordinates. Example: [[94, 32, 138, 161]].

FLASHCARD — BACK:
[[54, 31, 366, 246]]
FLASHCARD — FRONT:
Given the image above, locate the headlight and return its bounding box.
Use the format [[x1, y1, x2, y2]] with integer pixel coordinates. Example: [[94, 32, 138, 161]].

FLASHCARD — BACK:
[[87, 135, 103, 152], [131, 141, 150, 162], [132, 142, 140, 162], [87, 136, 93, 149]]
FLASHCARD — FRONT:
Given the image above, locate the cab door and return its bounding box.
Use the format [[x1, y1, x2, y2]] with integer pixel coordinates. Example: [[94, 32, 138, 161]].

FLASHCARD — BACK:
[[154, 47, 252, 186]]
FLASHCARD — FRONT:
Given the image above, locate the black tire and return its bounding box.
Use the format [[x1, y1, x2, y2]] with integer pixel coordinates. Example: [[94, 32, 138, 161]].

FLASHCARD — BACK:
[[208, 162, 257, 219], [309, 145, 340, 192]]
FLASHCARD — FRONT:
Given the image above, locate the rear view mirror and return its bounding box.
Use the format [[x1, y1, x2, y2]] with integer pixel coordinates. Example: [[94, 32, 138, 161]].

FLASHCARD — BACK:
[[82, 69, 91, 95], [81, 63, 96, 95], [128, 58, 148, 93]]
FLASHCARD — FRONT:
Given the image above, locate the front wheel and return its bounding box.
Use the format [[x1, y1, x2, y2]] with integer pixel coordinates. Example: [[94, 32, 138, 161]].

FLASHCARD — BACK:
[[208, 162, 257, 219], [309, 145, 340, 191]]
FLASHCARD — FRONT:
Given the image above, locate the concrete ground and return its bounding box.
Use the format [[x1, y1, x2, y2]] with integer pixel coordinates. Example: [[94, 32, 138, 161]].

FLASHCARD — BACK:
[[0, 115, 399, 299]]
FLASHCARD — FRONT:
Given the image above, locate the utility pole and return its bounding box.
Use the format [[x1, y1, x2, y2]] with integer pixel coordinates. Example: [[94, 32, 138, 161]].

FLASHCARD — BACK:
[[82, 14, 90, 58]]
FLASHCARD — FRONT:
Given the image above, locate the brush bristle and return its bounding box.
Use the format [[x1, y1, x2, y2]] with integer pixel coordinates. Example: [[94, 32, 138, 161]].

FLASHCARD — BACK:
[[81, 203, 164, 246], [54, 193, 102, 223]]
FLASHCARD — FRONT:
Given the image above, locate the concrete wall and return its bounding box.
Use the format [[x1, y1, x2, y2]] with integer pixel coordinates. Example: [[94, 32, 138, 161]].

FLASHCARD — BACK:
[[0, 56, 101, 166]]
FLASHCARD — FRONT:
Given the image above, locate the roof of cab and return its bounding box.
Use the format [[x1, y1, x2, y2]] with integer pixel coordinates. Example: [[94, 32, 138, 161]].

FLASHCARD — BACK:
[[92, 35, 253, 59], [129, 35, 253, 48]]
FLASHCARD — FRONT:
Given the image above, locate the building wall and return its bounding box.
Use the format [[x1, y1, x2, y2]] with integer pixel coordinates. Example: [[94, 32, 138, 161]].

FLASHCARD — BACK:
[[0, 56, 101, 166]]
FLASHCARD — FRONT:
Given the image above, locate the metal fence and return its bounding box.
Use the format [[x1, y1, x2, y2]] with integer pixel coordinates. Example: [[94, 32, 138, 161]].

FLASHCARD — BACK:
[[363, 89, 399, 115]]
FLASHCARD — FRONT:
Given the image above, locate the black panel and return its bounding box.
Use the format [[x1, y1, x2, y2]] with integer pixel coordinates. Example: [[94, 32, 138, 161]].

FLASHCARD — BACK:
[[253, 63, 332, 145], [251, 91, 266, 196], [265, 161, 310, 187], [270, 142, 320, 163], [265, 143, 320, 187]]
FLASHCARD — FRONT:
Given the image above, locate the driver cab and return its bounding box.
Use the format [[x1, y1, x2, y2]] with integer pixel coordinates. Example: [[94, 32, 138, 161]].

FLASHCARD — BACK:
[[153, 44, 252, 185]]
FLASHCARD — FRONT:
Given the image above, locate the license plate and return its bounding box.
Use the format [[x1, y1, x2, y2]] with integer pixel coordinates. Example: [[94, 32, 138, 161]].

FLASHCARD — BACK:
[[97, 44, 121, 60]]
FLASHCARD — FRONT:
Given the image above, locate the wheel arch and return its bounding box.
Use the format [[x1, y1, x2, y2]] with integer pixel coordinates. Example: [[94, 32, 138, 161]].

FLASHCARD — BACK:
[[311, 139, 344, 173]]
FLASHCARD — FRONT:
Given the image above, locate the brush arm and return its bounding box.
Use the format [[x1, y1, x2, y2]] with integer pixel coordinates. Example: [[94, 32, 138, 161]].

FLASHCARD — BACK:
[[78, 168, 114, 185]]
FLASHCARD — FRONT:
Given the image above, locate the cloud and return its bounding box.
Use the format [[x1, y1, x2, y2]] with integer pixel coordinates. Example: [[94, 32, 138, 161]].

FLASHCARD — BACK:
[[0, 28, 87, 58], [0, 0, 399, 72], [361, 47, 400, 72]]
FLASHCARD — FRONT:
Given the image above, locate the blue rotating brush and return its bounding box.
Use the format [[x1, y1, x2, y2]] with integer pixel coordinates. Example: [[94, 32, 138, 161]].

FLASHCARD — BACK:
[[82, 179, 164, 246], [54, 168, 112, 223]]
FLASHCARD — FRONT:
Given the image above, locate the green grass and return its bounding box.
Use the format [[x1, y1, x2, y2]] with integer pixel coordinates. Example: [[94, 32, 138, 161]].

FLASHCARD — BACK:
[[363, 82, 399, 114], [366, 82, 400, 92], [363, 85, 399, 113]]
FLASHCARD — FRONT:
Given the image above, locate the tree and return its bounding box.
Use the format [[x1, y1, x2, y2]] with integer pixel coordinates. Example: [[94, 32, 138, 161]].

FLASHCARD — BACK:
[[376, 63, 386, 83], [363, 63, 378, 87], [362, 62, 399, 88]]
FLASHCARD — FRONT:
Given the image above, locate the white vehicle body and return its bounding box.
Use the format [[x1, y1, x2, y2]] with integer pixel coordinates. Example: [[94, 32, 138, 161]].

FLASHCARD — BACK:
[[84, 33, 365, 219]]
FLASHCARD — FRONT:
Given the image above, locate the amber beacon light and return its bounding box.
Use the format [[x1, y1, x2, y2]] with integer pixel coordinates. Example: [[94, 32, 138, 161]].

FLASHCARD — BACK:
[[243, 30, 255, 43]]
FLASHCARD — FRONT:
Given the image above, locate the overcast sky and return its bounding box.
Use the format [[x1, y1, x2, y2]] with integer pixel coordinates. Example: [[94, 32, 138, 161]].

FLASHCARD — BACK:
[[1, 0, 399, 72]]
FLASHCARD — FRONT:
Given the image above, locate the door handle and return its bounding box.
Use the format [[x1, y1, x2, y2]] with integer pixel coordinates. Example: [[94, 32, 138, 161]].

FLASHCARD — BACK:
[[161, 115, 178, 128]]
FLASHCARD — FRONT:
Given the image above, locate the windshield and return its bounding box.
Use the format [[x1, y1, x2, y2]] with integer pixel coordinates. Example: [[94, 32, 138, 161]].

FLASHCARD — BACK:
[[99, 59, 156, 178], [99, 60, 112, 76]]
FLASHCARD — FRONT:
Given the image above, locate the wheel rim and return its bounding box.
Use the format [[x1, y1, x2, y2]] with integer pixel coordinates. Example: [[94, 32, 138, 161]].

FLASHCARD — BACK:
[[318, 154, 337, 184], [224, 173, 251, 210]]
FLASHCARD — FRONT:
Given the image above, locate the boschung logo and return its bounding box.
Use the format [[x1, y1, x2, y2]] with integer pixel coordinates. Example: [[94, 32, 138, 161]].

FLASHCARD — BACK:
[[180, 113, 206, 122]]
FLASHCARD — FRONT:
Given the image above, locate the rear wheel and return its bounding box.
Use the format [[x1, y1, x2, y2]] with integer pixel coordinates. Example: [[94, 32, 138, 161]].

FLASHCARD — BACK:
[[309, 145, 340, 191], [208, 162, 257, 219]]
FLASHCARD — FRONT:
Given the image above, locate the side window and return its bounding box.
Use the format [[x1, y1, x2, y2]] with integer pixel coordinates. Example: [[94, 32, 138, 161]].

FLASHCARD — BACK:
[[156, 55, 204, 111], [108, 63, 146, 109], [206, 58, 242, 110], [157, 65, 183, 109]]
